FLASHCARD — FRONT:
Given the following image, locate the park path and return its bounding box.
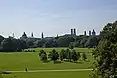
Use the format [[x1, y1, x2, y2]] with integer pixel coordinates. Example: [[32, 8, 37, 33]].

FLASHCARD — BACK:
[[7, 69, 93, 73]]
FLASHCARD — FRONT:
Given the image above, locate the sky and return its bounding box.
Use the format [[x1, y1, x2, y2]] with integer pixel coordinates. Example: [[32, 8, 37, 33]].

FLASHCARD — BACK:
[[0, 0, 117, 38]]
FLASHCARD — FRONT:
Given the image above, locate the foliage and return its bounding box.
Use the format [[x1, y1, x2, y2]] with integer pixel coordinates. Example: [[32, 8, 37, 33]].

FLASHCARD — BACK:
[[0, 37, 25, 52], [69, 42, 74, 49], [60, 49, 66, 61], [39, 50, 47, 62], [56, 36, 75, 47], [51, 49, 59, 62], [82, 53, 87, 61], [72, 50, 78, 62], [92, 21, 117, 78]]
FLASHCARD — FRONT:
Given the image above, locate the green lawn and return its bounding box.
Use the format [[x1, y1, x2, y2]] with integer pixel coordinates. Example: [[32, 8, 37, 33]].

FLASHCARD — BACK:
[[26, 47, 94, 53], [0, 48, 93, 78], [3, 71, 91, 78]]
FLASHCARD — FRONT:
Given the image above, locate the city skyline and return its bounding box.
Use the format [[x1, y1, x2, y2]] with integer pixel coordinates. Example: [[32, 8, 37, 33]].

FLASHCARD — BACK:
[[0, 0, 117, 38]]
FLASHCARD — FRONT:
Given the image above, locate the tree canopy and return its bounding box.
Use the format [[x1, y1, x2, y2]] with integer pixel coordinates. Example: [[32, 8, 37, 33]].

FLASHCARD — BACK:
[[92, 21, 117, 78]]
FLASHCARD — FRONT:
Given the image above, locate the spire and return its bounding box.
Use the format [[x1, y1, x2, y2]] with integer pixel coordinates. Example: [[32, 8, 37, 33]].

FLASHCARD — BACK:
[[92, 29, 96, 36], [41, 32, 44, 39], [89, 30, 91, 36], [84, 31, 86, 36], [74, 28, 76, 35], [31, 32, 34, 37], [71, 29, 73, 35], [12, 33, 15, 38]]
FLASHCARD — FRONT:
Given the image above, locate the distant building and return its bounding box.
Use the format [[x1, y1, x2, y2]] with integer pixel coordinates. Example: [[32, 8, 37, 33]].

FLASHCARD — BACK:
[[22, 32, 27, 39], [89, 30, 91, 36], [41, 32, 44, 39], [71, 29, 74, 35], [31, 32, 34, 37], [84, 31, 87, 36], [73, 28, 76, 35], [92, 29, 96, 36], [20, 32, 40, 40], [12, 33, 15, 38]]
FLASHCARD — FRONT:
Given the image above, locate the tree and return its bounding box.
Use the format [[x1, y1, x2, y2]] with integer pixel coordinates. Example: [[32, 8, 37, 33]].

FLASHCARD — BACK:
[[77, 52, 81, 60], [85, 36, 99, 48], [66, 49, 72, 61], [69, 42, 74, 49], [72, 50, 78, 62], [48, 52, 52, 60], [56, 36, 75, 47], [80, 36, 88, 48], [43, 40, 58, 48], [92, 21, 117, 78], [82, 53, 87, 61], [37, 40, 46, 47], [39, 50, 47, 62], [0, 35, 4, 44], [60, 49, 66, 61], [0, 37, 23, 52], [51, 49, 59, 62]]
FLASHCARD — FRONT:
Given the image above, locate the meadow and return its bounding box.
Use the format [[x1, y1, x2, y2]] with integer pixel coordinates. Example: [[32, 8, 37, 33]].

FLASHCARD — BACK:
[[0, 48, 94, 78]]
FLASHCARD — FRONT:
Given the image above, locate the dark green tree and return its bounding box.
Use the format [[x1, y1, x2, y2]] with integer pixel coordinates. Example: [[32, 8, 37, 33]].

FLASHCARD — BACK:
[[51, 49, 59, 62], [85, 36, 99, 48], [72, 50, 78, 62], [56, 36, 75, 47], [82, 53, 87, 61], [60, 49, 66, 61], [69, 42, 74, 49], [92, 21, 117, 78], [0, 37, 23, 52], [39, 50, 47, 62], [66, 49, 72, 61]]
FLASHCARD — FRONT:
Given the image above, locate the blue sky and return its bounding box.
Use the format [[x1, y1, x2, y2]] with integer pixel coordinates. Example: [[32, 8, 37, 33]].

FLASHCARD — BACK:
[[0, 0, 117, 38]]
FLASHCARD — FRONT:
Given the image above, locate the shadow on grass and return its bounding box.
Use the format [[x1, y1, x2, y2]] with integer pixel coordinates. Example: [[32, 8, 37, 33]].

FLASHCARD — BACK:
[[41, 60, 51, 63], [0, 71, 11, 74], [53, 61, 62, 64], [70, 61, 83, 64]]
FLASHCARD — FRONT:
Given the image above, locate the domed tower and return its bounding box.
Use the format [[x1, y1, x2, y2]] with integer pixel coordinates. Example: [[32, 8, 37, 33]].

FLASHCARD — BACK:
[[22, 32, 27, 38]]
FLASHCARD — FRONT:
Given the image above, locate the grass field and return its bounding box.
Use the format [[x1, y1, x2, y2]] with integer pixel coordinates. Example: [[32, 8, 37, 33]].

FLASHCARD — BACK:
[[0, 48, 93, 78]]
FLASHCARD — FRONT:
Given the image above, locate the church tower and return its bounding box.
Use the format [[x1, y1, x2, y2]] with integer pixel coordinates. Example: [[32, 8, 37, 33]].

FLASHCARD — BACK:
[[22, 32, 27, 38], [12, 33, 15, 38], [92, 29, 96, 36], [31, 32, 34, 37], [71, 29, 73, 35], [84, 31, 86, 36], [89, 30, 91, 36], [73, 28, 76, 35], [41, 32, 44, 39]]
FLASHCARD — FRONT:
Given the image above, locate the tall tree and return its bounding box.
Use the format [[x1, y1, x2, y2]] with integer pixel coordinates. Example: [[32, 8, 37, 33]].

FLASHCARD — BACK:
[[51, 49, 59, 62], [92, 21, 117, 78]]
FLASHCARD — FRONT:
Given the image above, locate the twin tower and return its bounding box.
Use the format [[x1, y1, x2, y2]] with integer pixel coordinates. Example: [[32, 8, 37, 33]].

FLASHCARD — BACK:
[[71, 28, 76, 35], [70, 28, 96, 36]]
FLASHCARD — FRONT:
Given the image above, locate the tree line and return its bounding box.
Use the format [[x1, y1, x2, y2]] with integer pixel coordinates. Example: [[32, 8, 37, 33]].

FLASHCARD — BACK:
[[0, 32, 99, 52], [39, 49, 87, 63]]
